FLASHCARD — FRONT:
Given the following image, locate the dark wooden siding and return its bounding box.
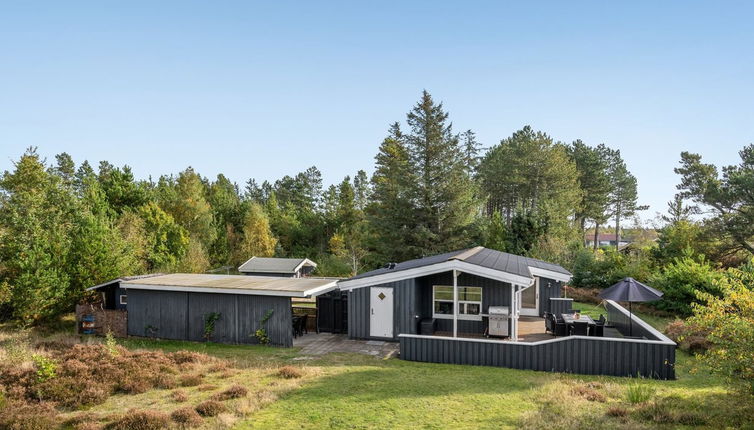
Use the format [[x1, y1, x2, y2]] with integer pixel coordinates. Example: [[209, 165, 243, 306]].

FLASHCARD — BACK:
[[237, 295, 293, 347], [347, 272, 512, 340], [422, 272, 510, 335], [347, 278, 419, 340], [549, 298, 574, 316], [126, 290, 292, 347], [399, 335, 676, 380], [537, 277, 562, 316]]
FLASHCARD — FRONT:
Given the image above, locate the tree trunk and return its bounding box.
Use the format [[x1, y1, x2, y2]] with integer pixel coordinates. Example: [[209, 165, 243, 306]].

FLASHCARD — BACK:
[[593, 223, 600, 251], [615, 216, 621, 250], [615, 203, 621, 250]]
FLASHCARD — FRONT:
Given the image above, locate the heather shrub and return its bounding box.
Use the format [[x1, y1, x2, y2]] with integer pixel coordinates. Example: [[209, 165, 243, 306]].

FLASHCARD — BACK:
[[211, 384, 248, 401], [169, 351, 204, 365], [606, 406, 628, 417], [570, 385, 606, 402], [0, 400, 58, 430], [195, 400, 227, 417], [170, 406, 203, 428], [153, 373, 177, 389], [171, 389, 189, 402], [276, 366, 303, 379], [179, 374, 204, 387], [105, 409, 169, 430]]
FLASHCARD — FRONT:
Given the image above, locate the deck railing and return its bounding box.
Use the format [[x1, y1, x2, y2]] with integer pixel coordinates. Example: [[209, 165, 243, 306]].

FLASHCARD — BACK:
[[398, 300, 676, 379]]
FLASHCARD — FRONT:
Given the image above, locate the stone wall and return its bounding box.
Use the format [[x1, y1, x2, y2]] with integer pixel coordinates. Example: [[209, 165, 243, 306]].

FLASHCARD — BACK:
[[75, 304, 127, 338]]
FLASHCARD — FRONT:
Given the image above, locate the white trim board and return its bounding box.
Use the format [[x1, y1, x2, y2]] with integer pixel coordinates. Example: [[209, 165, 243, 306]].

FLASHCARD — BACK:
[[398, 333, 675, 347], [121, 282, 338, 298], [529, 267, 572, 283], [338, 260, 534, 291]]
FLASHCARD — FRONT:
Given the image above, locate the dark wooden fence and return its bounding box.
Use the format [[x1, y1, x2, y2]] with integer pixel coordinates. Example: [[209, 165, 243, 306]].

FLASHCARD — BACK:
[[399, 300, 676, 379]]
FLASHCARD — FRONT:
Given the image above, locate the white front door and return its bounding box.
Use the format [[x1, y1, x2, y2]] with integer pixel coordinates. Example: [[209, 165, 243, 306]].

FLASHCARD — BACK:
[[370, 287, 393, 338], [519, 278, 539, 316]]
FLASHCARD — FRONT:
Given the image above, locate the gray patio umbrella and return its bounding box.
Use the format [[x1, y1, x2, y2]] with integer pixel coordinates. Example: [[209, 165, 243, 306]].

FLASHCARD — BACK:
[[599, 277, 663, 336]]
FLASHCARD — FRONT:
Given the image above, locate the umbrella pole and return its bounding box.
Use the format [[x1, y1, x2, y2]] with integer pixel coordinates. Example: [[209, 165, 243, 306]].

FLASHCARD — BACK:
[[629, 302, 633, 337]]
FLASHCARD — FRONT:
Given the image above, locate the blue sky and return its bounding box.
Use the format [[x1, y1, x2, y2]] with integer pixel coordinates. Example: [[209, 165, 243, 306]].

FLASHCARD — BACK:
[[1, 1, 752, 223]]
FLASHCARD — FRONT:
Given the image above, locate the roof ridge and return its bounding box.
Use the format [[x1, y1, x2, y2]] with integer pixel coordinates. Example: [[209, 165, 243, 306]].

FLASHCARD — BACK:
[[450, 246, 484, 261]]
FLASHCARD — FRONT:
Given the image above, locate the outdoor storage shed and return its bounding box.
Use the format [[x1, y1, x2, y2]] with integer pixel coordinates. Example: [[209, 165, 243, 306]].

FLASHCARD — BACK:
[[89, 273, 337, 347], [238, 257, 317, 278]]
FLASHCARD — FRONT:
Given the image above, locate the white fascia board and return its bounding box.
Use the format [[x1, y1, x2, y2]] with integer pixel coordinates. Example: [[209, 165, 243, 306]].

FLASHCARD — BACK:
[[338, 260, 533, 291], [237, 256, 256, 272], [86, 278, 121, 291], [302, 281, 338, 297], [122, 283, 309, 298], [294, 258, 318, 272], [529, 267, 572, 283]]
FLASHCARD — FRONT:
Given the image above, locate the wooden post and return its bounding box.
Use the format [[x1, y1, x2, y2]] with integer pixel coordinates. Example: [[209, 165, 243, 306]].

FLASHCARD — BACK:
[[453, 269, 458, 338]]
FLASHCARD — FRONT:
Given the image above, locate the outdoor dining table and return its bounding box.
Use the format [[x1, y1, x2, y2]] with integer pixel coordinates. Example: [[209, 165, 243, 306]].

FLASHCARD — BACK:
[[561, 313, 596, 325]]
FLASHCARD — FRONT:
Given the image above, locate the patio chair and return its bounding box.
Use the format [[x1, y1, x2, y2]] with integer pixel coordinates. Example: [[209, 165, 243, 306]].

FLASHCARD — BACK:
[[299, 314, 308, 335], [553, 314, 568, 336], [544, 312, 554, 334], [291, 316, 301, 338], [570, 322, 589, 336]]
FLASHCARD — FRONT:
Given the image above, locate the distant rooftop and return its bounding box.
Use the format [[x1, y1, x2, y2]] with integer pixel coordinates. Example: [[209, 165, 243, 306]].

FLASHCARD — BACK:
[[238, 257, 317, 274]]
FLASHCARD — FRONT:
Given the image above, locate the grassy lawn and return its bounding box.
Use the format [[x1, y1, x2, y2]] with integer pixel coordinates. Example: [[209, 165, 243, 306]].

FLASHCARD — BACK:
[[2, 317, 753, 429]]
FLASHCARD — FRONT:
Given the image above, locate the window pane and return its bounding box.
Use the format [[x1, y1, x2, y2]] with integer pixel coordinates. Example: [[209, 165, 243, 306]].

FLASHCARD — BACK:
[[460, 287, 482, 302], [465, 303, 480, 315], [434, 286, 453, 301], [434, 301, 453, 315]]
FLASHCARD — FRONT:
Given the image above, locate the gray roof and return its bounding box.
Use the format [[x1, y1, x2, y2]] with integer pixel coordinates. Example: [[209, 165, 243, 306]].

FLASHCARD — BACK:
[[238, 257, 316, 274], [349, 247, 571, 281], [117, 273, 337, 297]]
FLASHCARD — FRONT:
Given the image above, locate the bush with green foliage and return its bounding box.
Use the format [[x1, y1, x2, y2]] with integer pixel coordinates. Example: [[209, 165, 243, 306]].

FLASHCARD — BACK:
[[569, 248, 651, 290], [650, 253, 722, 316], [686, 262, 754, 393]]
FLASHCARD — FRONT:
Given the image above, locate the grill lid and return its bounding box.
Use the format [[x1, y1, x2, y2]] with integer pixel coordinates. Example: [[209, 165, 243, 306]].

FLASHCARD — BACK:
[[488, 306, 509, 316]]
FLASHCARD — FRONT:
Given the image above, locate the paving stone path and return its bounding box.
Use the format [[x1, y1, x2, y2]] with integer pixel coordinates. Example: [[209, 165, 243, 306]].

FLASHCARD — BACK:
[[292, 333, 399, 358]]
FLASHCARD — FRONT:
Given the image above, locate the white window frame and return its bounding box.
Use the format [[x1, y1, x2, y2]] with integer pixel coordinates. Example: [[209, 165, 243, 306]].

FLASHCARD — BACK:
[[119, 294, 127, 305], [432, 285, 482, 321]]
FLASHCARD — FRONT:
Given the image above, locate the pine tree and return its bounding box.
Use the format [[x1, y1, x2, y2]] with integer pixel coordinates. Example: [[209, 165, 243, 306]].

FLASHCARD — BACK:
[[353, 170, 370, 211], [404, 90, 478, 255], [568, 140, 611, 233], [461, 129, 482, 174], [0, 148, 76, 323], [368, 122, 416, 262], [478, 126, 580, 253], [608, 155, 647, 248]]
